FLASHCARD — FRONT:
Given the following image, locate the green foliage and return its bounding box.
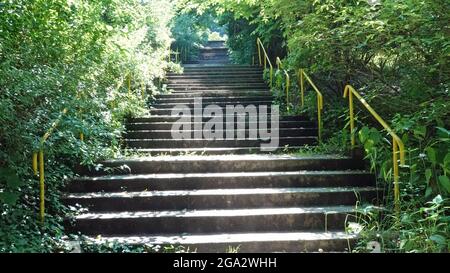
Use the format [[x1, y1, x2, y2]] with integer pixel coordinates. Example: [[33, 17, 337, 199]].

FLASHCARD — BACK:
[[80, 240, 191, 253], [171, 6, 226, 63], [0, 0, 174, 252]]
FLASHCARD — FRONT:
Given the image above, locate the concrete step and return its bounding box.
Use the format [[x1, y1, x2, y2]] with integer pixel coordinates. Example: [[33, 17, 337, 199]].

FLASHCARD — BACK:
[[64, 188, 378, 212], [206, 40, 225, 45], [122, 146, 306, 155], [168, 86, 269, 92], [168, 83, 267, 88], [167, 70, 263, 77], [199, 54, 229, 58], [200, 46, 227, 50], [78, 154, 366, 175], [155, 91, 271, 98], [125, 128, 317, 139], [81, 231, 356, 253], [149, 107, 285, 115], [181, 66, 261, 71], [159, 89, 272, 98], [200, 46, 228, 51], [153, 96, 274, 103], [167, 78, 265, 84], [124, 137, 317, 149], [200, 49, 228, 53], [127, 115, 306, 123], [197, 59, 230, 63], [126, 121, 316, 131], [173, 72, 263, 77], [149, 100, 274, 109], [167, 74, 263, 80], [66, 206, 359, 235], [67, 170, 375, 192], [168, 72, 263, 78], [167, 89, 271, 94]]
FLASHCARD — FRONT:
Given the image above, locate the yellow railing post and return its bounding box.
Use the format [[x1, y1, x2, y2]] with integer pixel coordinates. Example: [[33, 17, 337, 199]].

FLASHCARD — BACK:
[[343, 84, 405, 212], [141, 81, 145, 99], [256, 38, 273, 88], [344, 85, 356, 147], [299, 69, 305, 107], [393, 138, 400, 212], [257, 40, 262, 66], [32, 108, 68, 223], [127, 73, 131, 95], [317, 94, 323, 143], [299, 69, 323, 143], [38, 149, 44, 223], [75, 91, 85, 142], [286, 72, 290, 107]]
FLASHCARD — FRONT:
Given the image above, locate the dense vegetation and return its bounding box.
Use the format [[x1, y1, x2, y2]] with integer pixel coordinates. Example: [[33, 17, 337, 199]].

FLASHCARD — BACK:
[[178, 0, 449, 252], [1, 0, 448, 252], [0, 0, 175, 252]]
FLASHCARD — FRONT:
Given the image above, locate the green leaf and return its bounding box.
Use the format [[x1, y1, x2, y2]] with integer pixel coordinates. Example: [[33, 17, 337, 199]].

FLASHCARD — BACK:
[[426, 147, 437, 164], [369, 128, 381, 144], [436, 127, 450, 138], [358, 126, 370, 143], [443, 152, 450, 171], [438, 175, 450, 193], [429, 234, 446, 246], [425, 169, 432, 184], [425, 186, 433, 198], [432, 195, 443, 205], [413, 125, 426, 139]]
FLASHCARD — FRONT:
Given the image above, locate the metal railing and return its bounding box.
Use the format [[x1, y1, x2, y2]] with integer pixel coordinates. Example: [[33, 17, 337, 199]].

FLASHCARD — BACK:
[[32, 73, 144, 223], [298, 69, 323, 143], [168, 48, 180, 63], [32, 108, 68, 223], [343, 84, 405, 211], [256, 38, 273, 87], [276, 57, 290, 108]]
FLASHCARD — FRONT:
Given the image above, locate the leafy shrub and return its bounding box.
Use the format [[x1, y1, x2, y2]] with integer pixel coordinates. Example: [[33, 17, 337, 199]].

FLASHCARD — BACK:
[[0, 0, 174, 252]]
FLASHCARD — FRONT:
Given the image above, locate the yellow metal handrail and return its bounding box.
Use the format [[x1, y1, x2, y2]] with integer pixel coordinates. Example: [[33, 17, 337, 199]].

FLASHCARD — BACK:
[[32, 73, 139, 223], [276, 57, 291, 107], [256, 38, 273, 87], [32, 108, 68, 223], [168, 48, 180, 63], [343, 85, 405, 211], [298, 69, 323, 142]]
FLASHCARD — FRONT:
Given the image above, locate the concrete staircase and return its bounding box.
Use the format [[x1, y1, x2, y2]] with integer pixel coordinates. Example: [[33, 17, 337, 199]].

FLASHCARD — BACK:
[[187, 40, 230, 65], [125, 64, 317, 154], [64, 41, 378, 252]]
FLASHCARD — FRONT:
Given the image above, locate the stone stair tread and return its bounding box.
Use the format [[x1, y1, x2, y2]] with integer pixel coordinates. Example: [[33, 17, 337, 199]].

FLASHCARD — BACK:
[[126, 121, 315, 125], [83, 231, 357, 245], [121, 146, 305, 154], [65, 187, 378, 199], [129, 114, 301, 119], [103, 153, 349, 163], [124, 136, 316, 141], [71, 205, 357, 219], [72, 170, 372, 182]]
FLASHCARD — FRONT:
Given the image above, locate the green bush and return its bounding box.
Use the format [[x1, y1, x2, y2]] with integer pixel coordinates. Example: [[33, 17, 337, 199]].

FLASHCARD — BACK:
[[0, 0, 174, 252]]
